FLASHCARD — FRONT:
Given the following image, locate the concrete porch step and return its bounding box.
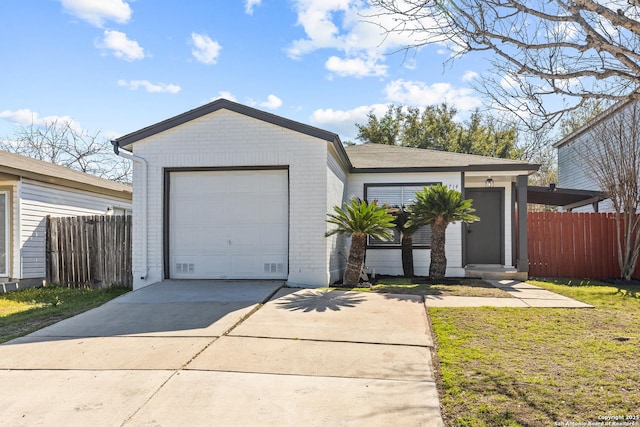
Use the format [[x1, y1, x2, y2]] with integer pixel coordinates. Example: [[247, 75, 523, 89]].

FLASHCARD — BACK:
[[465, 265, 528, 281]]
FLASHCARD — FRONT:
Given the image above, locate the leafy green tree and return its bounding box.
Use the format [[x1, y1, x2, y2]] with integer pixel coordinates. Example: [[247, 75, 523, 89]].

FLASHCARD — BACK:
[[355, 104, 520, 159], [355, 105, 403, 145], [456, 112, 521, 159], [326, 198, 395, 286], [409, 184, 479, 279], [401, 104, 461, 151], [559, 99, 609, 138]]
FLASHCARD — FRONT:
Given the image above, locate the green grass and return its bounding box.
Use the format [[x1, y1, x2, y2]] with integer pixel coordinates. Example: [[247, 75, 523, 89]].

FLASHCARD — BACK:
[[430, 278, 640, 426], [327, 277, 512, 298], [0, 286, 130, 343]]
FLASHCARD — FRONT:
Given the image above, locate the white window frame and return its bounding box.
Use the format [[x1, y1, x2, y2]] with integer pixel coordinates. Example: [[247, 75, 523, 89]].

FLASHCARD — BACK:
[[364, 183, 437, 248], [0, 190, 9, 276]]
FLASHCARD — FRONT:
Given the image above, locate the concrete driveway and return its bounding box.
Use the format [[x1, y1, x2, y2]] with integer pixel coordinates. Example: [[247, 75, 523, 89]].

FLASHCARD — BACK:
[[0, 281, 442, 426]]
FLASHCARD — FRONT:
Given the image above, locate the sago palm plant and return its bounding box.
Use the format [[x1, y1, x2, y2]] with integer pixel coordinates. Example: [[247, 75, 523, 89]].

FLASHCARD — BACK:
[[409, 184, 479, 279], [389, 206, 422, 277], [326, 198, 395, 286]]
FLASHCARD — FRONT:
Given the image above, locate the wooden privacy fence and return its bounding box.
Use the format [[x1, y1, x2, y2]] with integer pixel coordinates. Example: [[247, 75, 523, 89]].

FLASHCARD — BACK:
[[528, 211, 640, 279], [46, 215, 132, 288]]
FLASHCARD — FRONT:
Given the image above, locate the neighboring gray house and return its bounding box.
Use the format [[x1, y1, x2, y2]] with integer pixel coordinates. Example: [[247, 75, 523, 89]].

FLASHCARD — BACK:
[[553, 100, 635, 212], [0, 151, 132, 286], [113, 99, 539, 290]]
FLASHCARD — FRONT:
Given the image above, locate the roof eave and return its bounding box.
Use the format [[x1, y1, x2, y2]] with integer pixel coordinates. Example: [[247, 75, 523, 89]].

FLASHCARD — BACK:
[[115, 99, 342, 150], [0, 166, 132, 199], [351, 164, 539, 174], [553, 98, 635, 149]]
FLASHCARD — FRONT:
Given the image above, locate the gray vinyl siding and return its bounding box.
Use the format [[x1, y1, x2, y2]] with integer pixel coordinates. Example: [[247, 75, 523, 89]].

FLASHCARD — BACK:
[[18, 179, 132, 279], [557, 128, 614, 212]]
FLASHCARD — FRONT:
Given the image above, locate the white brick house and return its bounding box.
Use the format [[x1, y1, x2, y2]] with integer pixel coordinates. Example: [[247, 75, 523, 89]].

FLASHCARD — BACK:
[[113, 99, 537, 289]]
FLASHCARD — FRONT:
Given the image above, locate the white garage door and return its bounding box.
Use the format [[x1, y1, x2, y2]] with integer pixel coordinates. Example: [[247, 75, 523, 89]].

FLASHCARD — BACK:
[[169, 169, 288, 279]]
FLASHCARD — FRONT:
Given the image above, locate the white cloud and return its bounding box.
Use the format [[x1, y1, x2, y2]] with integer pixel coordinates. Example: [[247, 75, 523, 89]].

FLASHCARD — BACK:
[[286, 0, 447, 78], [310, 103, 389, 140], [500, 74, 520, 90], [0, 109, 72, 127], [462, 70, 479, 82], [384, 79, 483, 111], [0, 108, 82, 130], [191, 33, 222, 65], [97, 30, 145, 61], [260, 94, 283, 109], [117, 80, 181, 94], [247, 94, 283, 110], [549, 22, 581, 42], [325, 56, 387, 78], [245, 0, 262, 15], [60, 0, 132, 27], [215, 91, 237, 102]]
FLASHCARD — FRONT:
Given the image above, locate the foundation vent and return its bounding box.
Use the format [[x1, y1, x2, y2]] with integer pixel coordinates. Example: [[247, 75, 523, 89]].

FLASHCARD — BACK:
[[176, 263, 195, 274], [264, 263, 284, 274]]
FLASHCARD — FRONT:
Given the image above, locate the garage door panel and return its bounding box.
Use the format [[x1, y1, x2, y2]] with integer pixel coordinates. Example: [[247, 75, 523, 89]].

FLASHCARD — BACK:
[[231, 255, 260, 276], [171, 255, 230, 278], [169, 170, 288, 280], [230, 227, 259, 249], [261, 226, 288, 248], [229, 196, 259, 222], [261, 201, 287, 222], [171, 228, 229, 252], [259, 172, 288, 190]]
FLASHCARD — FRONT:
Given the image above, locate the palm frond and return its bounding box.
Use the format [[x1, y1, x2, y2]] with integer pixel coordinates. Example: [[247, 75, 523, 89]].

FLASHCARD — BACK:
[[409, 184, 480, 227], [325, 197, 395, 241]]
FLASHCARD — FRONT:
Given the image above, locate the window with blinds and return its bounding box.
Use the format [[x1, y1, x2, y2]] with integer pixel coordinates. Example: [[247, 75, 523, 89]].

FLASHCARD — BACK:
[[365, 183, 436, 248]]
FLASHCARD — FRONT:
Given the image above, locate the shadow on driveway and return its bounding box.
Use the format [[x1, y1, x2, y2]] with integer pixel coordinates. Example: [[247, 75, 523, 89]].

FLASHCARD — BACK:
[[2, 280, 283, 343], [275, 289, 367, 312]]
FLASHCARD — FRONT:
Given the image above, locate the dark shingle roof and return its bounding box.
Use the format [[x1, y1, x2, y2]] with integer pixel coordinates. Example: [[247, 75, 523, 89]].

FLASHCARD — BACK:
[[112, 99, 537, 174], [345, 143, 538, 172]]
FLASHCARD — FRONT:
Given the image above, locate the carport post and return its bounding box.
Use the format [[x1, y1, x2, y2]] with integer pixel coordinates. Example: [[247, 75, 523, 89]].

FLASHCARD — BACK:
[[517, 175, 529, 273]]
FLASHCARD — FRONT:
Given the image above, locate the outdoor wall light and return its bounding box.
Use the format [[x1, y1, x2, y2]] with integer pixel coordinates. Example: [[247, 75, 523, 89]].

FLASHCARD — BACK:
[[485, 177, 494, 188]]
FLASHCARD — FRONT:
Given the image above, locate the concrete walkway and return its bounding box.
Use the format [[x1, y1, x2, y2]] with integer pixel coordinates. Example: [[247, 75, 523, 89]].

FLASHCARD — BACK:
[[0, 281, 443, 427], [424, 279, 594, 308]]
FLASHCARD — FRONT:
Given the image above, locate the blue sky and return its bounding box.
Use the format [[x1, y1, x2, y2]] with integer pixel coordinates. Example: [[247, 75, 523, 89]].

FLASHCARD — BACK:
[[0, 0, 487, 143]]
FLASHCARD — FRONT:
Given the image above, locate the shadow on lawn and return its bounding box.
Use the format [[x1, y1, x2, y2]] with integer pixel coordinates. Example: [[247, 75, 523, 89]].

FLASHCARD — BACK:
[[542, 278, 640, 299], [275, 290, 367, 312], [600, 279, 640, 298]]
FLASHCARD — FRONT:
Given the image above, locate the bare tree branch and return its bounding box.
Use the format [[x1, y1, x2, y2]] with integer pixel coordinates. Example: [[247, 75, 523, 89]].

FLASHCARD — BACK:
[[368, 0, 640, 127], [0, 119, 131, 183]]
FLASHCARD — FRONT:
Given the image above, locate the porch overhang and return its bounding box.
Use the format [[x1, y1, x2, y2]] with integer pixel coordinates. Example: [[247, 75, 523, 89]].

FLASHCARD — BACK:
[[527, 186, 607, 211]]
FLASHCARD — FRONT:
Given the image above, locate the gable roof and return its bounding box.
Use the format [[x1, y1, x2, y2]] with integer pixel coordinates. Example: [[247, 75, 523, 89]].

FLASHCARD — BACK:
[[553, 99, 635, 149], [116, 97, 343, 145], [345, 143, 538, 173], [113, 98, 352, 170], [113, 99, 537, 174], [0, 150, 132, 199]]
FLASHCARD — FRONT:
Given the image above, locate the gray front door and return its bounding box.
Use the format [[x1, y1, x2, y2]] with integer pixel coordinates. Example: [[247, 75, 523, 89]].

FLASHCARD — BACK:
[[465, 189, 503, 265]]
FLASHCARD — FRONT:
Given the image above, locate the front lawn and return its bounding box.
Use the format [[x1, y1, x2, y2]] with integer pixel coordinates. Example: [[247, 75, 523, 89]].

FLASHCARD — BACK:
[[0, 286, 130, 343], [327, 277, 512, 298], [431, 278, 640, 426]]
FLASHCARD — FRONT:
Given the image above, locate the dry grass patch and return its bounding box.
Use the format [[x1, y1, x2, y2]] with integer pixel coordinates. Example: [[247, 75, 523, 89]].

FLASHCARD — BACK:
[[329, 277, 512, 298], [431, 278, 640, 426]]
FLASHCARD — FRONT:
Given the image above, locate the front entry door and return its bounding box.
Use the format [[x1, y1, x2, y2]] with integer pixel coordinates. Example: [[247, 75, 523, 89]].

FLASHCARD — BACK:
[[465, 189, 503, 265]]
